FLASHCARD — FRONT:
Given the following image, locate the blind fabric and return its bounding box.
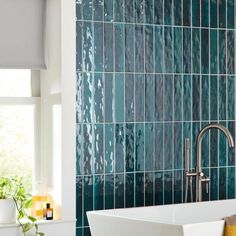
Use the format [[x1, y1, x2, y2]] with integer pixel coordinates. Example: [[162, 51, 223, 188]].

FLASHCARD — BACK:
[[0, 0, 46, 69]]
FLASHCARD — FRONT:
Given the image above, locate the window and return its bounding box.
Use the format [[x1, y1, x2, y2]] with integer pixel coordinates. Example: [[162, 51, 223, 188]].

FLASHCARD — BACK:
[[0, 70, 40, 193]]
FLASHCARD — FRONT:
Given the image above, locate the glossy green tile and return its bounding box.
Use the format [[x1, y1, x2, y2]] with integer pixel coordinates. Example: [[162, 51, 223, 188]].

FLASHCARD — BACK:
[[192, 75, 200, 121], [192, 122, 201, 168], [76, 72, 83, 123], [145, 26, 154, 73], [115, 73, 124, 122], [125, 173, 134, 207], [219, 0, 226, 28], [228, 167, 235, 199], [201, 75, 210, 121], [145, 172, 154, 206], [94, 23, 104, 72], [155, 26, 163, 73], [183, 75, 192, 121], [164, 0, 173, 25], [164, 75, 174, 121], [83, 124, 93, 174], [219, 30, 226, 74], [76, 176, 83, 227], [154, 0, 163, 24], [155, 123, 164, 170], [115, 124, 125, 173], [94, 175, 104, 210], [105, 124, 114, 173], [201, 0, 209, 27], [145, 123, 154, 171], [125, 24, 135, 72], [105, 73, 114, 122], [105, 174, 114, 209], [227, 0, 235, 29], [183, 28, 191, 73], [210, 75, 218, 121], [76, 21, 83, 71], [210, 29, 218, 74], [135, 74, 144, 122], [227, 30, 235, 74], [228, 121, 235, 166], [84, 227, 91, 236], [104, 23, 114, 72], [125, 74, 134, 122], [201, 122, 210, 168], [94, 73, 104, 122], [219, 121, 227, 166], [125, 124, 134, 172], [210, 128, 219, 167], [94, 0, 104, 21], [94, 124, 104, 174], [192, 28, 200, 74], [201, 29, 209, 74], [164, 123, 173, 170], [84, 175, 93, 226], [114, 0, 124, 22], [145, 74, 155, 121], [76, 0, 82, 20], [183, 0, 191, 26], [164, 171, 173, 204], [135, 0, 144, 23], [210, 168, 218, 201], [219, 76, 226, 120], [210, 0, 217, 28], [164, 27, 173, 73], [124, 0, 134, 23], [155, 74, 163, 121], [174, 123, 183, 169], [83, 73, 93, 123], [174, 170, 182, 204], [174, 27, 182, 73], [135, 123, 144, 171], [227, 76, 235, 120], [155, 172, 164, 205], [174, 75, 182, 121], [83, 22, 93, 72], [115, 174, 124, 208], [135, 25, 144, 73], [174, 0, 182, 25], [104, 0, 113, 22], [219, 168, 226, 200], [145, 0, 154, 24], [192, 0, 200, 27], [82, 0, 93, 20], [76, 125, 83, 175], [135, 172, 144, 207]]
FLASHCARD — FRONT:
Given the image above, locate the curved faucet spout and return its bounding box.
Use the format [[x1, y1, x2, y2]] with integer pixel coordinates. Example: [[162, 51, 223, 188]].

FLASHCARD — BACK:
[[196, 123, 234, 202]]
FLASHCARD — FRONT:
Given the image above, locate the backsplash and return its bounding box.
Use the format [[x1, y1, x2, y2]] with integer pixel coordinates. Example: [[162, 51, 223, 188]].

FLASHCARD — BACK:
[[76, 0, 236, 235]]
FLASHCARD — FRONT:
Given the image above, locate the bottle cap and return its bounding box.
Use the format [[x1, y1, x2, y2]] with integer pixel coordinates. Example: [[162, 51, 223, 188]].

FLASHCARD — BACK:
[[46, 203, 50, 209]]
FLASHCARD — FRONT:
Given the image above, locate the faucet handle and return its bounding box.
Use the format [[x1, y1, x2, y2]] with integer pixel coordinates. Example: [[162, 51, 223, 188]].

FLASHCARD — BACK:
[[201, 176, 210, 194]]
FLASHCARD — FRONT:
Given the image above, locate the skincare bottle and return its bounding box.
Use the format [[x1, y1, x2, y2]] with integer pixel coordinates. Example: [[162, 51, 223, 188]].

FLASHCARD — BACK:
[[45, 203, 53, 220]]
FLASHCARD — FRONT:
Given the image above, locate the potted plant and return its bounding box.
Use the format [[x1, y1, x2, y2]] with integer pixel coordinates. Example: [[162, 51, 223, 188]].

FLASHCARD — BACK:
[[0, 176, 44, 236]]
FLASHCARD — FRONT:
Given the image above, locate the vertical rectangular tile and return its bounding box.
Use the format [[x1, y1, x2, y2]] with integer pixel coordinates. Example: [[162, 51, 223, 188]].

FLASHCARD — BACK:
[[94, 73, 104, 123], [201, 75, 210, 121], [104, 0, 113, 21], [84, 228, 91, 236], [76, 176, 83, 227], [164, 27, 173, 73], [219, 76, 226, 120], [125, 173, 135, 207], [82, 0, 93, 20], [201, 29, 209, 74], [83, 22, 93, 72], [192, 122, 201, 167], [104, 23, 114, 72], [124, 0, 134, 23], [155, 123, 164, 170], [76, 0, 82, 20], [135, 0, 144, 23], [145, 172, 154, 206], [125, 124, 134, 172], [77, 124, 83, 175], [174, 123, 183, 169], [135, 172, 144, 206], [210, 128, 219, 167], [76, 228, 83, 236], [76, 21, 83, 71], [145, 0, 154, 24], [219, 168, 226, 200], [135, 123, 145, 171], [115, 174, 124, 208], [145, 26, 154, 73], [114, 24, 125, 72], [94, 124, 104, 174], [164, 75, 174, 121], [164, 171, 173, 204], [145, 74, 155, 121], [183, 75, 192, 121], [227, 76, 235, 120], [115, 124, 125, 172], [93, 0, 104, 21], [228, 121, 235, 166], [105, 73, 114, 122], [94, 175, 104, 210], [183, 28, 191, 73], [145, 123, 154, 171], [201, 0, 209, 27], [155, 171, 164, 205], [201, 122, 210, 168], [155, 74, 163, 121], [192, 75, 200, 121], [210, 29, 218, 74], [125, 74, 134, 122], [227, 30, 235, 74], [105, 124, 114, 173], [164, 0, 173, 25], [135, 25, 144, 73], [174, 27, 182, 73], [192, 28, 200, 74], [228, 167, 235, 199], [219, 121, 227, 166], [83, 124, 93, 174], [155, 26, 163, 73], [84, 176, 93, 226], [125, 24, 135, 72], [76, 72, 83, 123], [227, 0, 235, 29], [183, 122, 192, 165], [115, 73, 124, 122], [183, 0, 191, 26], [219, 0, 226, 28], [164, 123, 173, 170], [210, 75, 218, 121], [105, 174, 114, 209], [192, 0, 200, 27], [174, 75, 183, 121], [135, 74, 145, 122], [174, 0, 182, 25], [219, 30, 226, 74], [210, 0, 217, 28], [174, 170, 182, 203], [94, 22, 104, 72], [154, 0, 163, 25], [114, 0, 124, 22]]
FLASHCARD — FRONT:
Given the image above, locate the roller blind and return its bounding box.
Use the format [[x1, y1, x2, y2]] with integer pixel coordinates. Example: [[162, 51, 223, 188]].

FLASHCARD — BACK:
[[0, 0, 46, 69]]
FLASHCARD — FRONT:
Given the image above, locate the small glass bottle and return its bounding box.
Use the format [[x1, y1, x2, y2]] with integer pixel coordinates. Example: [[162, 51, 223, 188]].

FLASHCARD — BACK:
[[45, 203, 53, 220]]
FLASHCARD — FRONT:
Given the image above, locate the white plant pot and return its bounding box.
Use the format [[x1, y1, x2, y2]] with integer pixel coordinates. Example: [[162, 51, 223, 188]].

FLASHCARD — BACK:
[[0, 199, 16, 224]]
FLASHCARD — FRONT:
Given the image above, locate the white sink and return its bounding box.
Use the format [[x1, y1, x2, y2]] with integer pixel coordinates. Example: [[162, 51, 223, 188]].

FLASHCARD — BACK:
[[87, 199, 236, 236]]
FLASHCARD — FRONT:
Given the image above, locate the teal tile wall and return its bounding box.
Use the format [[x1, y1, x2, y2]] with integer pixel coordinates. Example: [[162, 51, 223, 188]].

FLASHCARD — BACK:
[[76, 0, 236, 235]]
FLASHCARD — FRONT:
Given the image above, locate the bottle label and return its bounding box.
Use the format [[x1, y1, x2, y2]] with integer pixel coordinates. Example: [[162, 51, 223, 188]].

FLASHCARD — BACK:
[[47, 210, 53, 218]]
